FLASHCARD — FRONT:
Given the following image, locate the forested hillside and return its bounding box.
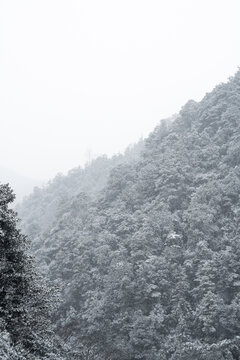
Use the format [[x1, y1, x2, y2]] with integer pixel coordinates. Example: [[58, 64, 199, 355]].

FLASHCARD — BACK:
[[16, 141, 144, 244], [17, 71, 240, 359]]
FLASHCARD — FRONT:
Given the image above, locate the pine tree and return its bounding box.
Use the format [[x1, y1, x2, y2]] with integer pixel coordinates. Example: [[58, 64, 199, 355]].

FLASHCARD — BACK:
[[0, 183, 63, 359]]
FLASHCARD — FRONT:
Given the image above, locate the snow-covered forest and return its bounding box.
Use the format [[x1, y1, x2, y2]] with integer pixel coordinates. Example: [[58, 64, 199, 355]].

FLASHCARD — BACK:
[[2, 71, 240, 358]]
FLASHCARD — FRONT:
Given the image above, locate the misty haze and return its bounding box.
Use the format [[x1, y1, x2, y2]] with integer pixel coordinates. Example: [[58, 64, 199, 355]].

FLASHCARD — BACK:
[[1, 1, 240, 359]]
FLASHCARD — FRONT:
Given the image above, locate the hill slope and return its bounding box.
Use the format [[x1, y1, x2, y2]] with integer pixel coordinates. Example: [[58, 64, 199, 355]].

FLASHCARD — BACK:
[[16, 140, 144, 242], [18, 71, 240, 359]]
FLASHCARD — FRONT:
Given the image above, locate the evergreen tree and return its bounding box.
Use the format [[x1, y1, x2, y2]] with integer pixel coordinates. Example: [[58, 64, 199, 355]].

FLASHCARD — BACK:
[[0, 183, 63, 359]]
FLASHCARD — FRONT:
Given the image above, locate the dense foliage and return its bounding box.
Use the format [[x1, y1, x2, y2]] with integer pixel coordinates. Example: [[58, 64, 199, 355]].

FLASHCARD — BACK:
[[18, 70, 240, 359], [0, 184, 64, 359]]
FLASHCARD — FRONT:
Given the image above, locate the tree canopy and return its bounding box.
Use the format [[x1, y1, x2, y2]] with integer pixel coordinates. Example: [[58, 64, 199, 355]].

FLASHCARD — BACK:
[[0, 183, 65, 359]]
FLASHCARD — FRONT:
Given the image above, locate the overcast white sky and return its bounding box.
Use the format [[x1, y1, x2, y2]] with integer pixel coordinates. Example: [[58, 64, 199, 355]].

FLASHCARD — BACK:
[[1, 0, 240, 181]]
